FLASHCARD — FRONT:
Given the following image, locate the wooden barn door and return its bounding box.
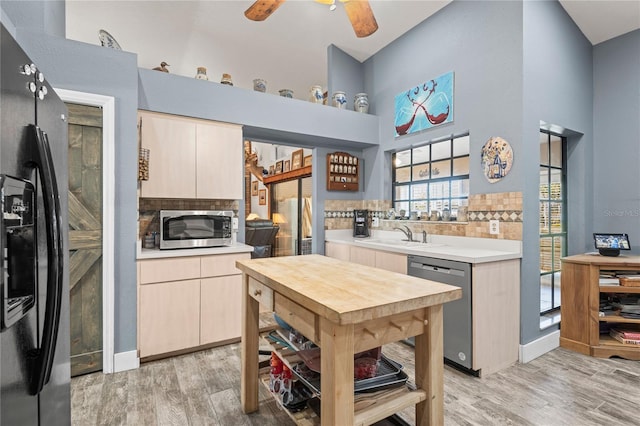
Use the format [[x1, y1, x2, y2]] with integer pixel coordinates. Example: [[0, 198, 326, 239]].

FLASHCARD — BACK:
[[67, 103, 103, 376]]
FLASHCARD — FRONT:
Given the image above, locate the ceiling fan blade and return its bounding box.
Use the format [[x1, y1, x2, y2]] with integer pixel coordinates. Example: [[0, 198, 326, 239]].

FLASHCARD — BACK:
[[244, 0, 286, 22], [341, 0, 378, 38]]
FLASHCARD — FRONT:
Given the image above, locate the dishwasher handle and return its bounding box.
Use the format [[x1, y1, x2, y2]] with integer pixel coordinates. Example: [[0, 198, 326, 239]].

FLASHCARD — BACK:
[[409, 262, 466, 277]]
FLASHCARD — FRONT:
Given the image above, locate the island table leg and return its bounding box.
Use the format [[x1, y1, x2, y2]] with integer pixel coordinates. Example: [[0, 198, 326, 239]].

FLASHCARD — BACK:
[[414, 304, 444, 426], [241, 273, 260, 413], [320, 317, 355, 426]]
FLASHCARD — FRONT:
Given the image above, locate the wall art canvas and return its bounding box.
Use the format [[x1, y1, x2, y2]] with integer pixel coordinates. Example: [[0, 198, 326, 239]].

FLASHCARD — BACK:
[[481, 136, 514, 183], [394, 71, 454, 137]]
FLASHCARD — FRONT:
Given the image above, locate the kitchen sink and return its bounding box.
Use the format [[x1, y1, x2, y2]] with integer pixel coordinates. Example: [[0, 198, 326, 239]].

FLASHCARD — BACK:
[[355, 239, 445, 248]]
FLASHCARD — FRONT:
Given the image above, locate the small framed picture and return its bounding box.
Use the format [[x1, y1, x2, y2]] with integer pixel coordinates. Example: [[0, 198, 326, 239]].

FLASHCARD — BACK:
[[303, 155, 312, 167], [269, 165, 275, 175], [258, 189, 266, 205], [291, 149, 304, 170], [284, 160, 291, 172], [276, 160, 283, 174]]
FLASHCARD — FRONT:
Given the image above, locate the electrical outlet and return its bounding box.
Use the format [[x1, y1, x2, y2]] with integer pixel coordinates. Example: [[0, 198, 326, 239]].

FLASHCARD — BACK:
[[489, 220, 499, 235], [371, 217, 379, 227]]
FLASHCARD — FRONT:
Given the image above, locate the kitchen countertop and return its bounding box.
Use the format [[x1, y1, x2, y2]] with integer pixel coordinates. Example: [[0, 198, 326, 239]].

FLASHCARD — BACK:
[[325, 229, 522, 264], [137, 241, 254, 259]]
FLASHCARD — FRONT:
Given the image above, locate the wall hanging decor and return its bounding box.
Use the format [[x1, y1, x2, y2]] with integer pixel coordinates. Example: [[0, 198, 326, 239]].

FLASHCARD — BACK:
[[481, 136, 514, 183], [394, 71, 454, 137], [259, 189, 267, 205], [251, 180, 258, 196]]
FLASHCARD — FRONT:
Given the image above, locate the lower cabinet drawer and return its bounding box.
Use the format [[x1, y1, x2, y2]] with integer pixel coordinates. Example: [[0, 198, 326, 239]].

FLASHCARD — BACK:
[[248, 277, 274, 310], [201, 253, 250, 277], [274, 293, 318, 344], [139, 257, 200, 284]]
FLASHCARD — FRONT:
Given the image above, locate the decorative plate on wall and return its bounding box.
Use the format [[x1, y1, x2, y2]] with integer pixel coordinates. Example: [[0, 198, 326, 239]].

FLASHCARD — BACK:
[[98, 29, 122, 50], [481, 136, 513, 183]]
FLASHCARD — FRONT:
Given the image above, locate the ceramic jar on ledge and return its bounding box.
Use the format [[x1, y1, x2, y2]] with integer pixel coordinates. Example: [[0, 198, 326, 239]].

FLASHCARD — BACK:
[[354, 93, 369, 113], [332, 91, 347, 109]]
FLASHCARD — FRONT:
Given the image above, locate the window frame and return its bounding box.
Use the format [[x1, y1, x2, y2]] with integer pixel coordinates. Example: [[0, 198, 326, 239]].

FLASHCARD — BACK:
[[539, 130, 567, 315], [392, 133, 470, 218]]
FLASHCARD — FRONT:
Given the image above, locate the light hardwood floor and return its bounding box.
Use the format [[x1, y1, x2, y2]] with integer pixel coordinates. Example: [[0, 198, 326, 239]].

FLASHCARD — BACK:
[[71, 342, 640, 425]]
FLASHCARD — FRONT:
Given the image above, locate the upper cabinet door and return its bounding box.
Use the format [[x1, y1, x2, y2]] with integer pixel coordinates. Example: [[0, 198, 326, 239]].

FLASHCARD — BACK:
[[196, 121, 243, 200], [139, 112, 197, 198]]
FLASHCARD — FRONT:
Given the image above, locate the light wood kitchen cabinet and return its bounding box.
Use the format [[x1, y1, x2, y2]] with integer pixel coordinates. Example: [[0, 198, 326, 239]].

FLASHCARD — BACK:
[[196, 121, 243, 199], [138, 111, 243, 199], [325, 242, 408, 274], [138, 112, 196, 198], [200, 275, 242, 344], [137, 252, 250, 359], [348, 245, 376, 267], [139, 279, 200, 357], [324, 242, 350, 261]]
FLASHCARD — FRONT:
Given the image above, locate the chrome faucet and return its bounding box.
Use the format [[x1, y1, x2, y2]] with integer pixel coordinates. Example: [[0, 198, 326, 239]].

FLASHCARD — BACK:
[[393, 225, 414, 242]]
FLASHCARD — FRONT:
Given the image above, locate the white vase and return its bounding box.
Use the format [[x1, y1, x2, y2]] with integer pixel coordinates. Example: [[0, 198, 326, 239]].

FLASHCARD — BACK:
[[332, 91, 347, 109], [354, 93, 369, 113], [309, 85, 323, 103]]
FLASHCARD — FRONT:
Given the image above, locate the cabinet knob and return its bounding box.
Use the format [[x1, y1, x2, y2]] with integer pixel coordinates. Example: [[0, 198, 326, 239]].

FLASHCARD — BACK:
[[254, 289, 262, 296]]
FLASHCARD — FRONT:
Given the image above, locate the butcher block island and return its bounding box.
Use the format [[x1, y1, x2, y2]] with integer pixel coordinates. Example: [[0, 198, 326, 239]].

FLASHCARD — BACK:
[[237, 254, 462, 426]]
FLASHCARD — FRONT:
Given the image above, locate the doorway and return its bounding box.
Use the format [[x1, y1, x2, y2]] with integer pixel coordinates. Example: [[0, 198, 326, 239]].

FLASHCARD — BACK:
[[245, 141, 312, 256], [58, 88, 116, 374], [66, 103, 103, 376], [271, 177, 312, 256]]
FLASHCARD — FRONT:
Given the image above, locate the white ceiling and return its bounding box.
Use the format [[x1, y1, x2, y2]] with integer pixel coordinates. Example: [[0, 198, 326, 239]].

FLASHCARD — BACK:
[[65, 1, 639, 101]]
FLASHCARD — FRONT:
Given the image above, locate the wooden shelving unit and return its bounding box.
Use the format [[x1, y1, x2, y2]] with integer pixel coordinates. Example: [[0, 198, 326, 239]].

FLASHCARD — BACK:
[[264, 165, 312, 185], [560, 254, 640, 360], [326, 152, 359, 191]]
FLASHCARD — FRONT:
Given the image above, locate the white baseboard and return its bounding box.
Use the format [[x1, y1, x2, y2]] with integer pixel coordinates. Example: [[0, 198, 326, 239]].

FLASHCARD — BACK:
[[519, 330, 560, 363], [113, 350, 140, 373]]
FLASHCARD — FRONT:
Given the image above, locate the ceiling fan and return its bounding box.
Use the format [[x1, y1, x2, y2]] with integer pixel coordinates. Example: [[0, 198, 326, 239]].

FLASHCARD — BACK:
[[244, 0, 379, 38]]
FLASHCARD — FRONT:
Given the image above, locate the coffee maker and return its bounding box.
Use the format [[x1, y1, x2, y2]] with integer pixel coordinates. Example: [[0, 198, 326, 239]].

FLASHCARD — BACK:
[[353, 209, 370, 238]]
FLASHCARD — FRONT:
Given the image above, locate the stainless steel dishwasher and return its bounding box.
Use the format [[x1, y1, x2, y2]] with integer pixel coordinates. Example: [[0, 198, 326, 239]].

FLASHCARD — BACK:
[[407, 255, 474, 373]]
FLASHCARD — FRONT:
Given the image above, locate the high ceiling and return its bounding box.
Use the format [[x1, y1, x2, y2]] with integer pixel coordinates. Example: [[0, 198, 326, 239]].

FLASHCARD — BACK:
[[65, 1, 639, 101]]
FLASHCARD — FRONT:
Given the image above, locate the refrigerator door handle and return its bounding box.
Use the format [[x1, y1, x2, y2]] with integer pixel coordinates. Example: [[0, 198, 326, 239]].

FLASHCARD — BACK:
[[28, 125, 64, 395]]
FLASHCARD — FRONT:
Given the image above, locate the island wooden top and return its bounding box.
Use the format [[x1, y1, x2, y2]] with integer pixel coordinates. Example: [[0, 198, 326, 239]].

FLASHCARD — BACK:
[[236, 254, 462, 325], [562, 254, 640, 267]]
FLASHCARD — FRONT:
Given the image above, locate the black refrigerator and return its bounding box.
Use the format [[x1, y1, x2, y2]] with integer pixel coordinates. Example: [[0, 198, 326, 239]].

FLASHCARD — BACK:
[[0, 24, 71, 424]]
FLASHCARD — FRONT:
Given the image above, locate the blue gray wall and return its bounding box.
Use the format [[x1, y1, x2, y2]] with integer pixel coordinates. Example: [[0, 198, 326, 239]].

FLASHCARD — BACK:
[[327, 44, 366, 111], [522, 0, 594, 343], [592, 29, 640, 250], [362, 0, 524, 199]]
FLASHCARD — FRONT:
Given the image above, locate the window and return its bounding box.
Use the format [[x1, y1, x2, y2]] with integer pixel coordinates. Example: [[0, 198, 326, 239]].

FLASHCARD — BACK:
[[539, 131, 566, 314], [392, 134, 469, 218]]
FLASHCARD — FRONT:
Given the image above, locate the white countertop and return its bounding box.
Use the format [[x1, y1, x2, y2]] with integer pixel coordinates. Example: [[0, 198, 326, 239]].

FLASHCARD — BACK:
[[137, 241, 254, 259], [325, 230, 522, 264]]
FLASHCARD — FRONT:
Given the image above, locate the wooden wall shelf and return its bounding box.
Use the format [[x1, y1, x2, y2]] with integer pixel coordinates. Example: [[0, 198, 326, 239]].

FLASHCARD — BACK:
[[326, 152, 359, 191], [263, 165, 312, 185]]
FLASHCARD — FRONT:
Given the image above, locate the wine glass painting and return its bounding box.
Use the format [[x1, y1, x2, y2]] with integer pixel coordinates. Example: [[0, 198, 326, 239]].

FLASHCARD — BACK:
[[394, 72, 454, 137]]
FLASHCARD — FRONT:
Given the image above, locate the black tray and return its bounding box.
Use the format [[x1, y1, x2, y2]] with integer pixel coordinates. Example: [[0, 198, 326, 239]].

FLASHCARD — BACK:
[[292, 354, 408, 394]]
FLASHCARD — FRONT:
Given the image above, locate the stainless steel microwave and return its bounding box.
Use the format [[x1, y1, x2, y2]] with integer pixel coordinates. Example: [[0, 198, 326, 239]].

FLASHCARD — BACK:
[[159, 210, 233, 249]]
